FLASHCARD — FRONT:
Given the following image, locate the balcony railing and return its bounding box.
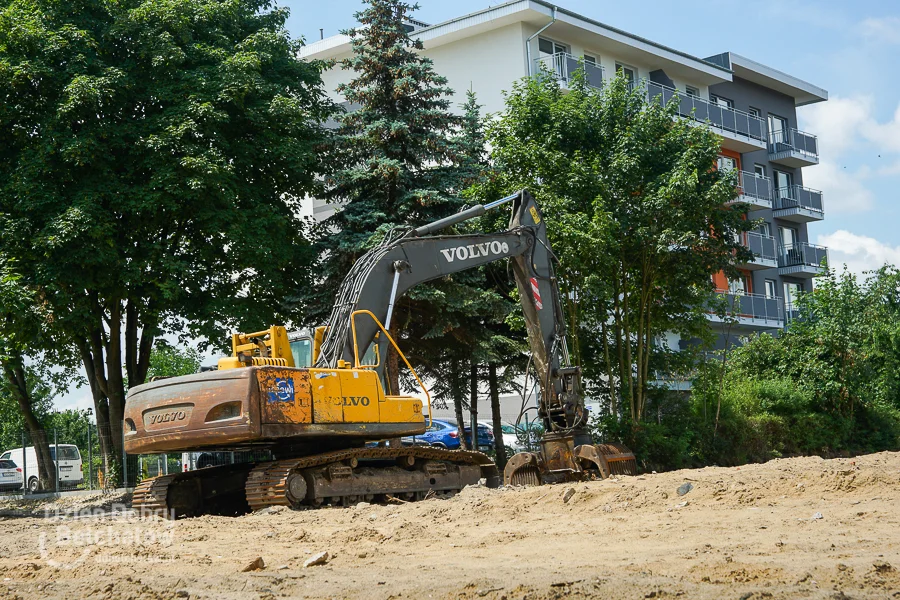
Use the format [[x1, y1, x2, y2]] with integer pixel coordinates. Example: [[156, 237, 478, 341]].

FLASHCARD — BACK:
[[773, 185, 825, 214], [646, 81, 767, 144], [535, 53, 604, 89], [769, 128, 819, 162], [710, 291, 785, 326], [736, 170, 772, 204], [742, 232, 777, 262], [778, 242, 828, 269]]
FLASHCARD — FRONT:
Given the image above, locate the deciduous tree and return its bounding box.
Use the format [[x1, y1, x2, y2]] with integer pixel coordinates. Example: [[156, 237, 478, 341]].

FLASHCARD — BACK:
[[0, 0, 333, 479]]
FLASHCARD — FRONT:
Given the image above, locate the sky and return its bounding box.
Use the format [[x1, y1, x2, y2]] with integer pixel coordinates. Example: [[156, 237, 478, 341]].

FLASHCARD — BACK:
[[54, 0, 900, 411]]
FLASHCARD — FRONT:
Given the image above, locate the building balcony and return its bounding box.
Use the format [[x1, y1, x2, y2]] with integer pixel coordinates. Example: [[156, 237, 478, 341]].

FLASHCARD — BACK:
[[739, 232, 777, 270], [768, 128, 819, 167], [773, 185, 824, 222], [646, 81, 767, 152], [534, 53, 604, 90], [777, 242, 828, 278], [707, 291, 785, 330], [729, 170, 773, 211]]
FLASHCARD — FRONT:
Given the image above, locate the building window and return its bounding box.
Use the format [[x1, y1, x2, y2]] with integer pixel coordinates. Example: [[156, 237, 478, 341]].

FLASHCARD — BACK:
[[685, 85, 700, 97], [769, 114, 789, 143], [538, 38, 568, 56], [615, 63, 637, 85], [729, 277, 746, 295], [538, 38, 569, 79], [717, 155, 738, 172], [583, 54, 597, 65], [754, 164, 767, 178], [773, 169, 793, 194], [748, 106, 762, 118], [710, 94, 734, 108], [765, 279, 777, 299], [758, 222, 772, 238], [784, 282, 802, 310], [779, 225, 798, 249]]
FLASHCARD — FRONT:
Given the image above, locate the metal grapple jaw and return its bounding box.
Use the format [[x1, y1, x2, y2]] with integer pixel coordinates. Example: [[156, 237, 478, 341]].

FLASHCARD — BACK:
[[503, 433, 638, 486]]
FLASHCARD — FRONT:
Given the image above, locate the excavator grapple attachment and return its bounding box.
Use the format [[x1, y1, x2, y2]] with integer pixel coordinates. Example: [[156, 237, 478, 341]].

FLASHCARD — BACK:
[[503, 441, 637, 486]]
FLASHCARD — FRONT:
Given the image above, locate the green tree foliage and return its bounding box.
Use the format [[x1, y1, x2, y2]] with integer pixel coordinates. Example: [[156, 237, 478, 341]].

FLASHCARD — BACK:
[[477, 70, 753, 425], [146, 343, 202, 380], [0, 0, 333, 476], [615, 267, 900, 472]]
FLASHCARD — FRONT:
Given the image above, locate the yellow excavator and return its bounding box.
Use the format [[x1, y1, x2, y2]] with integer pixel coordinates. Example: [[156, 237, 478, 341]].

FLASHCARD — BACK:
[[126, 190, 636, 517]]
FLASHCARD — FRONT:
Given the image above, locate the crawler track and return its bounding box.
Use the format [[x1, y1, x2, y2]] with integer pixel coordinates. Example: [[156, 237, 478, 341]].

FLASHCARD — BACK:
[[133, 447, 498, 519]]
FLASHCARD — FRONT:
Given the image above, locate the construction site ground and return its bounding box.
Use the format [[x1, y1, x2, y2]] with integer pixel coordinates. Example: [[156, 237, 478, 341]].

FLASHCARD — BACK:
[[1, 451, 899, 599]]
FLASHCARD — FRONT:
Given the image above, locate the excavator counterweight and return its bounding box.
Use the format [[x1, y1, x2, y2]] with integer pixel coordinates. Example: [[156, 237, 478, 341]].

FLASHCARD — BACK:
[[126, 190, 635, 518]]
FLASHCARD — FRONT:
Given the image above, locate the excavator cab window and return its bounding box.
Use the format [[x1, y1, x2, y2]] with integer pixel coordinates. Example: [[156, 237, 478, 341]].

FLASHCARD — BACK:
[[360, 337, 380, 368], [290, 338, 313, 368]]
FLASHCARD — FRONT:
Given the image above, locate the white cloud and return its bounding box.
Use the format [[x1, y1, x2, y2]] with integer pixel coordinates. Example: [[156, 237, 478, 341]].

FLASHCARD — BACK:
[[803, 162, 874, 212], [858, 16, 900, 45], [799, 95, 900, 214], [817, 230, 900, 278], [800, 96, 873, 157], [800, 96, 900, 157]]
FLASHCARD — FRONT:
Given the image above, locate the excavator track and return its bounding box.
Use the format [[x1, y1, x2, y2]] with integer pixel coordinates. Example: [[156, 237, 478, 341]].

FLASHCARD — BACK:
[[132, 474, 178, 515], [133, 463, 257, 519], [133, 447, 498, 518], [246, 446, 497, 511]]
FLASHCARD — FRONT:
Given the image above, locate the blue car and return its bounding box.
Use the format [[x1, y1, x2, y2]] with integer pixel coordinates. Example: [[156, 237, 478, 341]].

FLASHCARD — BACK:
[[402, 419, 461, 449]]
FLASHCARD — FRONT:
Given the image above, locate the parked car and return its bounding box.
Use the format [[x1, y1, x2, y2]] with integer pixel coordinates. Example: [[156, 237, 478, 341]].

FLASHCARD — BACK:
[[402, 419, 461, 449], [0, 459, 23, 492], [0, 445, 84, 492], [479, 420, 531, 452], [443, 419, 493, 451]]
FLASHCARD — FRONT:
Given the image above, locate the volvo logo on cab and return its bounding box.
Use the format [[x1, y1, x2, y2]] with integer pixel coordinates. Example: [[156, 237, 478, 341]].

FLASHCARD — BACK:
[[439, 241, 509, 263]]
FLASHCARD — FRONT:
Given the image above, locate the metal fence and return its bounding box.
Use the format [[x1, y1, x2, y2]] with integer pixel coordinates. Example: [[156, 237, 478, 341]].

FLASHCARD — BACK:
[[0, 425, 117, 495], [773, 184, 825, 214], [736, 170, 772, 203], [0, 424, 275, 496], [646, 81, 767, 143], [769, 127, 819, 160], [709, 291, 785, 326], [743, 231, 777, 262], [778, 242, 829, 269], [534, 52, 604, 89]]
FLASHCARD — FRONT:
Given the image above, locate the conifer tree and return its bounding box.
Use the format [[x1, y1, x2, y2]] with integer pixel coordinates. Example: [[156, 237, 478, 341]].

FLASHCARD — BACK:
[[314, 0, 495, 394]]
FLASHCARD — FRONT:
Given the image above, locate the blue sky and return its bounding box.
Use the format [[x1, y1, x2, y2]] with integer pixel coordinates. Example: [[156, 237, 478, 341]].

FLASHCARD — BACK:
[[281, 0, 900, 278]]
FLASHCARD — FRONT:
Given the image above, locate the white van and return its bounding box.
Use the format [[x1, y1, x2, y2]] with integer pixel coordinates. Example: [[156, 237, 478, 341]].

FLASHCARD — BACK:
[[0, 445, 84, 492]]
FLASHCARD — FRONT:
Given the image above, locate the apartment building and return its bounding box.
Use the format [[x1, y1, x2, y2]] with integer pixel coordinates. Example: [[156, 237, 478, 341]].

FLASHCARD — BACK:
[[299, 0, 828, 344]]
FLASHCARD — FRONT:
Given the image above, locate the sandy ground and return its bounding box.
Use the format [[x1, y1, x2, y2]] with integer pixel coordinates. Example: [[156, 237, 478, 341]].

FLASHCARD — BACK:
[[1, 452, 900, 599]]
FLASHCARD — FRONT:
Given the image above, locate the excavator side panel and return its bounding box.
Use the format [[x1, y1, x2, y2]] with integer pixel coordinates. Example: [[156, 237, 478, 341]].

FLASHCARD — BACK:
[[308, 369, 345, 423], [257, 368, 313, 425], [338, 369, 382, 423]]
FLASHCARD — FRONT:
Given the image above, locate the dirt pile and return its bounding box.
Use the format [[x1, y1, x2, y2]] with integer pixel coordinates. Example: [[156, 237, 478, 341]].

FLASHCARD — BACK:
[[1, 452, 899, 599]]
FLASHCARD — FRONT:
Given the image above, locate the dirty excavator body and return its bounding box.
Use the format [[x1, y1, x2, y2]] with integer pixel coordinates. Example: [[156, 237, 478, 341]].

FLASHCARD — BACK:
[[126, 190, 636, 518]]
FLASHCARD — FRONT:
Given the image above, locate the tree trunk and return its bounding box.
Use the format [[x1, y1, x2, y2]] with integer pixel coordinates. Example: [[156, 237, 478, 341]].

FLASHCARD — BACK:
[[450, 359, 468, 450], [601, 321, 617, 420], [76, 298, 156, 487], [488, 363, 507, 472], [2, 355, 56, 492], [469, 364, 478, 452]]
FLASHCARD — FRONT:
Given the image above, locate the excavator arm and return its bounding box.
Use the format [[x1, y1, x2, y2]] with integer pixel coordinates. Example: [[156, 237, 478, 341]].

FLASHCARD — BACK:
[[315, 190, 582, 434]]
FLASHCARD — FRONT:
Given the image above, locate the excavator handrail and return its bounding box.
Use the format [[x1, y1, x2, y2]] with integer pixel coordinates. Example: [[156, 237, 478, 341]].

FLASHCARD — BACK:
[[350, 309, 433, 427]]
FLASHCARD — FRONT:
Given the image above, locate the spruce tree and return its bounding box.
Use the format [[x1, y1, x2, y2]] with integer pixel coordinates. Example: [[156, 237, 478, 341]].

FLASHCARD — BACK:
[[314, 0, 490, 394]]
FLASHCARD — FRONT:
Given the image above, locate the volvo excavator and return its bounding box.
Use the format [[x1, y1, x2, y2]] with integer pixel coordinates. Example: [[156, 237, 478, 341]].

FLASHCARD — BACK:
[[126, 190, 636, 518]]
